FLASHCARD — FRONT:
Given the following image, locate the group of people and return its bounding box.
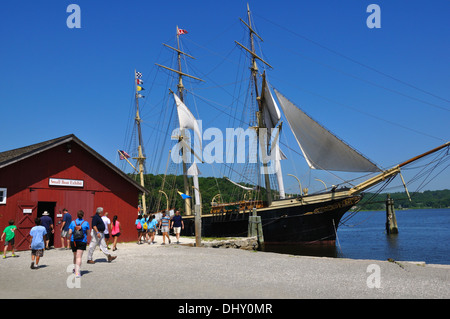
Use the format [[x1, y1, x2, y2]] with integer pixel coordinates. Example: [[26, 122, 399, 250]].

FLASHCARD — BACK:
[[135, 209, 184, 245], [1, 207, 185, 277], [1, 207, 119, 278], [59, 207, 120, 277]]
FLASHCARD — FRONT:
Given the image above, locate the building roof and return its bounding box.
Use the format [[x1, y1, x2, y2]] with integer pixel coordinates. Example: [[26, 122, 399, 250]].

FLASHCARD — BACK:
[[0, 134, 148, 194]]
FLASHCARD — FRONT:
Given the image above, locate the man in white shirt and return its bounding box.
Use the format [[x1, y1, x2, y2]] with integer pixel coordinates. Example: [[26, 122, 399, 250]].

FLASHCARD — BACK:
[[101, 212, 111, 249]]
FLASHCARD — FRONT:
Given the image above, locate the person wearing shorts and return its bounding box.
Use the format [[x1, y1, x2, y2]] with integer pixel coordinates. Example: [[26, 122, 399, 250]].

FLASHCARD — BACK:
[[170, 210, 184, 244], [147, 214, 157, 244], [159, 211, 171, 245], [60, 208, 72, 249], [29, 218, 47, 269], [135, 214, 146, 244], [68, 210, 90, 278], [2, 219, 17, 258], [111, 215, 121, 251]]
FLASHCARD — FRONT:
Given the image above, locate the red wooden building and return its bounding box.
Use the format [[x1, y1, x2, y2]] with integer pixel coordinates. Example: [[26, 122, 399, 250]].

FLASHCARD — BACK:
[[0, 134, 147, 251]]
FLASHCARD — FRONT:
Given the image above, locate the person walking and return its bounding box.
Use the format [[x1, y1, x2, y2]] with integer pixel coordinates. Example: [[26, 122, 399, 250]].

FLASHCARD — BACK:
[[101, 212, 111, 249], [170, 209, 184, 244], [40, 211, 54, 249], [68, 210, 90, 277], [60, 208, 72, 249], [29, 217, 47, 269], [135, 214, 145, 244], [159, 211, 171, 245], [147, 214, 158, 244], [111, 215, 121, 251], [1, 219, 17, 258], [87, 207, 117, 264]]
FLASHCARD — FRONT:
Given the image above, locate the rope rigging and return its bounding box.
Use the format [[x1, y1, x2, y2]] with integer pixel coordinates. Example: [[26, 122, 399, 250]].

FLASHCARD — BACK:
[[120, 9, 449, 218]]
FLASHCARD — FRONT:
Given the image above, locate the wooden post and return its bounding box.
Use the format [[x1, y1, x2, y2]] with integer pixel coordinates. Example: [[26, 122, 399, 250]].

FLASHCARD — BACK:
[[386, 194, 398, 234], [248, 207, 264, 248], [194, 204, 202, 247]]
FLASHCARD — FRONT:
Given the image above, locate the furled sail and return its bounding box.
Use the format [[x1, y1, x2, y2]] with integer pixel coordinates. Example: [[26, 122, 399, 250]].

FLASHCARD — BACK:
[[274, 89, 381, 173]]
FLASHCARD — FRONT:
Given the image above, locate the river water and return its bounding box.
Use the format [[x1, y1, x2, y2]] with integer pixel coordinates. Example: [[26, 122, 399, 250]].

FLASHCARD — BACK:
[[263, 208, 450, 265]]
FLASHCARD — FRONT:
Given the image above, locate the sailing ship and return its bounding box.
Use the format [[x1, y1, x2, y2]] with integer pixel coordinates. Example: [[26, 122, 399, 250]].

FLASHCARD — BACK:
[[123, 5, 449, 245]]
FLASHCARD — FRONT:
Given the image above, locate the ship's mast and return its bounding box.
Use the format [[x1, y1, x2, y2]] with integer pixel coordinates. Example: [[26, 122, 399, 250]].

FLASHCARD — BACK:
[[155, 27, 204, 216], [235, 4, 274, 205], [134, 69, 147, 214]]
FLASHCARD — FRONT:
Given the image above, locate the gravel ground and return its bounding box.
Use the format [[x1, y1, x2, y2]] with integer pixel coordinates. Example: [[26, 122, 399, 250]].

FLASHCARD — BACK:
[[1, 235, 449, 299]]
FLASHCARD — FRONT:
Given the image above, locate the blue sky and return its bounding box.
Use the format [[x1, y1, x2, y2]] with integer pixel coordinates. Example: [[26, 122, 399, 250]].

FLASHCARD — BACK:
[[1, 0, 449, 193]]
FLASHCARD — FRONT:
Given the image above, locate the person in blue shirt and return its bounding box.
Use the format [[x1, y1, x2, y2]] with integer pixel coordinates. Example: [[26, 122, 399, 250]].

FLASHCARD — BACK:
[[60, 208, 72, 249], [135, 214, 146, 244], [147, 214, 158, 244], [29, 218, 47, 269], [68, 210, 90, 277]]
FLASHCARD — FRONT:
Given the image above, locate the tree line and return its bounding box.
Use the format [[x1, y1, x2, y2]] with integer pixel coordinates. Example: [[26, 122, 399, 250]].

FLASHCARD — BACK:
[[133, 174, 450, 213], [357, 189, 450, 211]]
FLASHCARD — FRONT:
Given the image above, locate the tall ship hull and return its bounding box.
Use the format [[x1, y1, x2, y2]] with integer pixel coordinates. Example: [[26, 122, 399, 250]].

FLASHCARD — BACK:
[[182, 192, 361, 244], [121, 5, 449, 248]]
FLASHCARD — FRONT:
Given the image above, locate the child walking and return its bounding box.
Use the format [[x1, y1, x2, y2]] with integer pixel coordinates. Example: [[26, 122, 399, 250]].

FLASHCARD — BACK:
[[1, 220, 17, 258], [111, 215, 121, 251], [29, 218, 47, 269]]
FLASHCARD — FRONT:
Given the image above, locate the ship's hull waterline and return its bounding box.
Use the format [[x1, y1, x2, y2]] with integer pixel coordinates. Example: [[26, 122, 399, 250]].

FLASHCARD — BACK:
[[181, 193, 361, 244]]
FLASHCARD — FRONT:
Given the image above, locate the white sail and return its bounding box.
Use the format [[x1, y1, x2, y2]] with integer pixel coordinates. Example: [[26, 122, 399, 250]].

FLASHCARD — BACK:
[[187, 162, 201, 206], [272, 130, 286, 199], [262, 82, 286, 199], [173, 93, 203, 206], [173, 93, 202, 151], [274, 89, 381, 173], [262, 82, 281, 130]]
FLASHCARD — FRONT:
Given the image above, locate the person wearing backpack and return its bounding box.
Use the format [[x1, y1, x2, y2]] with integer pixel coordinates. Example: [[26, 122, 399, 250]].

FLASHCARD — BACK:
[[135, 214, 146, 244], [68, 210, 90, 277]]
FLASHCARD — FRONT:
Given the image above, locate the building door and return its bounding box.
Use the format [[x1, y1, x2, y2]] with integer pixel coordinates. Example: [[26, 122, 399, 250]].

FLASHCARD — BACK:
[[37, 201, 56, 248], [15, 201, 37, 251]]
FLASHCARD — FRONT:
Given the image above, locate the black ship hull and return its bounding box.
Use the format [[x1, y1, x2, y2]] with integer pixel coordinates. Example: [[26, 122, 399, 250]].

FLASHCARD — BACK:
[[181, 194, 361, 244]]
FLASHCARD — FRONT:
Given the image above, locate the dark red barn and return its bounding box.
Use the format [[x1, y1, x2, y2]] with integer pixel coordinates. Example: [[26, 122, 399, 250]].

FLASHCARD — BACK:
[[0, 134, 147, 251]]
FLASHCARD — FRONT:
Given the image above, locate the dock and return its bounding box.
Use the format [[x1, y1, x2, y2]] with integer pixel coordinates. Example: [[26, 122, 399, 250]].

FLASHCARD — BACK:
[[0, 235, 449, 300]]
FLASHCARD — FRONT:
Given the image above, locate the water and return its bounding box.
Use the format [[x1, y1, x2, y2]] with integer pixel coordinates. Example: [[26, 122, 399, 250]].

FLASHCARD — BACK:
[[263, 208, 450, 265]]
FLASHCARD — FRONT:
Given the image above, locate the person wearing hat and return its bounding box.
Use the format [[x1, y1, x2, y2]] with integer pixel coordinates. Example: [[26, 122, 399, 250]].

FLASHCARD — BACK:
[[40, 211, 54, 250]]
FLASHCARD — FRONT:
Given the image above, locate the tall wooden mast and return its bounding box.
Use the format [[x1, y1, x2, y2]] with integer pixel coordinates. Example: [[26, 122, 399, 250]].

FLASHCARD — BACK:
[[235, 4, 274, 205], [155, 27, 204, 215], [134, 69, 147, 214]]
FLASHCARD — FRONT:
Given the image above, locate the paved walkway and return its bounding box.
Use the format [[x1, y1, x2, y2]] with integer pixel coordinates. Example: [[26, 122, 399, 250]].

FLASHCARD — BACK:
[[0, 234, 449, 299]]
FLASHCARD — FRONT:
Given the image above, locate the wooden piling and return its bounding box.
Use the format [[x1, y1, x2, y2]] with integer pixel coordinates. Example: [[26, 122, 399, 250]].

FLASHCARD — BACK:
[[386, 194, 398, 234], [248, 207, 264, 248]]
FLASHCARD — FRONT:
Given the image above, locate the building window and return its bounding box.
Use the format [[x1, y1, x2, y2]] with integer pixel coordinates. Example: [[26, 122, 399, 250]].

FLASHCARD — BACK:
[[0, 188, 6, 205]]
